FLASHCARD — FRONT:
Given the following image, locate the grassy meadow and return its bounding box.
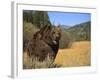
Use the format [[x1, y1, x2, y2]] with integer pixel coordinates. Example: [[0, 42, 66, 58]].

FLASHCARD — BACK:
[[23, 41, 90, 69], [54, 41, 91, 67]]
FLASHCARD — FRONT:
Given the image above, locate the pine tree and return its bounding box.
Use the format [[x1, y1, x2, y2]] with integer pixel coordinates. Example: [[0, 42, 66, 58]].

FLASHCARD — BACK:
[[33, 11, 51, 28]]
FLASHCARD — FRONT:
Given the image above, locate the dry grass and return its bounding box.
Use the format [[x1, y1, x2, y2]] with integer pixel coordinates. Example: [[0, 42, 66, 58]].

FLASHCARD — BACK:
[[23, 41, 91, 69], [23, 52, 60, 69], [54, 41, 91, 67]]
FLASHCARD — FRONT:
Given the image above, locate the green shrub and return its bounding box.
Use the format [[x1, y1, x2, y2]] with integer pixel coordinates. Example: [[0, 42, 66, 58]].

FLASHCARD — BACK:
[[23, 22, 39, 51], [59, 31, 72, 49]]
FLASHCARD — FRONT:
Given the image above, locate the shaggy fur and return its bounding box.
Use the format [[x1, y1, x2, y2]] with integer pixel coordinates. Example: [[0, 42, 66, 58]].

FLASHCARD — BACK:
[[26, 25, 61, 61]]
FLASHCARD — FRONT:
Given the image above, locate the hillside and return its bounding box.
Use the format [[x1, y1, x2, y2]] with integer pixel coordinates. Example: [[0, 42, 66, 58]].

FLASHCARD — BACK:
[[67, 21, 91, 41], [60, 25, 71, 29], [59, 21, 91, 49]]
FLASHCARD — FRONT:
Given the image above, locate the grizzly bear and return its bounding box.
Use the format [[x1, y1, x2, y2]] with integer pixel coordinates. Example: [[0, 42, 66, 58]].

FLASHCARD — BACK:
[[26, 25, 61, 61]]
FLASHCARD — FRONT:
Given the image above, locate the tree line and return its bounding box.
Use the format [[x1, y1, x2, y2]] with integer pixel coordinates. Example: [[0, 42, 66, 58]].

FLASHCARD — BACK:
[[23, 10, 51, 28]]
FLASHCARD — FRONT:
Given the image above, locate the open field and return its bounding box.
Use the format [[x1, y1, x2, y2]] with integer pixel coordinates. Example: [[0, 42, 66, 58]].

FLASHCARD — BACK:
[[54, 41, 91, 67], [23, 41, 91, 69]]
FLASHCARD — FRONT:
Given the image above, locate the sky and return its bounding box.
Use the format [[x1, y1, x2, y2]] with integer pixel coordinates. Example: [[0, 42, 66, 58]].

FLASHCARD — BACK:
[[48, 11, 91, 26]]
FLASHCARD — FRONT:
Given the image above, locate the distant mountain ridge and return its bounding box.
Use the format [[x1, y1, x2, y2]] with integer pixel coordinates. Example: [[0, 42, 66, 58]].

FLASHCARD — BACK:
[[67, 21, 90, 30], [68, 21, 91, 41], [60, 21, 91, 41], [60, 25, 71, 29]]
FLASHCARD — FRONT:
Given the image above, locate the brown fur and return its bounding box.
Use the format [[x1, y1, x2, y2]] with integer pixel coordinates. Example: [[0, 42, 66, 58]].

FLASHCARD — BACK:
[[26, 25, 61, 61]]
